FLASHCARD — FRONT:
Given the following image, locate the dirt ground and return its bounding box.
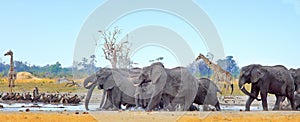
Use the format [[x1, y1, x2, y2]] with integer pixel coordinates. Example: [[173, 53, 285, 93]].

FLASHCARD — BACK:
[[0, 111, 97, 122], [1, 111, 300, 122]]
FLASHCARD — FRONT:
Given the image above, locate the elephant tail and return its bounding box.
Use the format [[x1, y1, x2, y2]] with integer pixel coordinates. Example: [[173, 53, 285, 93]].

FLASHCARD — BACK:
[[230, 83, 234, 95]]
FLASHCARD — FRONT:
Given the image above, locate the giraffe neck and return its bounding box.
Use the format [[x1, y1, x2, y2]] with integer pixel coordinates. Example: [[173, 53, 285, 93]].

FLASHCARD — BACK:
[[10, 55, 14, 72], [201, 56, 214, 69]]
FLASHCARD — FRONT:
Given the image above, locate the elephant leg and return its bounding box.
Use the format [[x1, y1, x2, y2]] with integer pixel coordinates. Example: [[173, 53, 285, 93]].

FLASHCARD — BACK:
[[106, 89, 118, 110], [260, 90, 268, 111], [146, 93, 162, 111], [135, 94, 141, 108], [135, 88, 143, 108], [183, 90, 197, 111], [111, 88, 122, 110], [215, 101, 221, 111], [162, 94, 173, 111], [245, 86, 259, 111], [99, 91, 113, 110], [286, 91, 296, 110], [273, 95, 283, 110]]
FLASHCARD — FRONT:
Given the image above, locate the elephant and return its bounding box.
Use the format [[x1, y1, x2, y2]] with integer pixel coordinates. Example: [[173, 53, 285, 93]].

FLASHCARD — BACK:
[[289, 68, 300, 94], [239, 64, 295, 111], [136, 62, 198, 111], [194, 78, 221, 111], [135, 82, 153, 109], [274, 68, 300, 110], [288, 68, 300, 109], [84, 68, 140, 110], [295, 94, 300, 109]]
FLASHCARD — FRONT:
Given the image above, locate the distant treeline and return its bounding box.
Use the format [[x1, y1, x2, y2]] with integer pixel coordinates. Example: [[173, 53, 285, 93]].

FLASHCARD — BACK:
[[0, 55, 240, 79], [0, 61, 73, 78], [187, 56, 240, 79]]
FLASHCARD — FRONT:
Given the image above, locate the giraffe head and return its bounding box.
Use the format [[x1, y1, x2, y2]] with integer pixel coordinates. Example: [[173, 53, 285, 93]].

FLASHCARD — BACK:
[[4, 50, 13, 56], [195, 53, 205, 61]]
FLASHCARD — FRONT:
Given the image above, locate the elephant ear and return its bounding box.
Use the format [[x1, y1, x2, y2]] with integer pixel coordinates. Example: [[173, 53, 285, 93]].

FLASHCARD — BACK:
[[242, 66, 252, 76], [103, 78, 114, 90], [251, 68, 264, 83], [102, 72, 115, 90], [103, 70, 125, 90], [150, 63, 167, 84]]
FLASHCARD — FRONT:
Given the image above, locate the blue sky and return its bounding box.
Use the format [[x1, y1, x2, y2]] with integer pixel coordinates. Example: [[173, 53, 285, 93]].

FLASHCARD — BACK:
[[0, 0, 300, 68]]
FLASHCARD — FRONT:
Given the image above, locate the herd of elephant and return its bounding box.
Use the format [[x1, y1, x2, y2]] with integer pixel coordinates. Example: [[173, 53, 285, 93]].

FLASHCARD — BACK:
[[84, 62, 300, 111]]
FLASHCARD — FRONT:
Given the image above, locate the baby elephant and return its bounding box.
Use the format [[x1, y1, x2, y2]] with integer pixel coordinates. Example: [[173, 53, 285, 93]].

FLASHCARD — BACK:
[[194, 78, 221, 111]]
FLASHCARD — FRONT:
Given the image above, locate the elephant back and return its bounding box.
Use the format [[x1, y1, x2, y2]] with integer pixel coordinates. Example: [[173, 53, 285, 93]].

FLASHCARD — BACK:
[[165, 67, 198, 98], [111, 70, 136, 97], [263, 66, 293, 83]]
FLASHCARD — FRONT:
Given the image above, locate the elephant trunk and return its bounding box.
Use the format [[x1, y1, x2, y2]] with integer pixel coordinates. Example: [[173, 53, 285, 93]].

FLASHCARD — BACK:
[[84, 74, 96, 89], [85, 84, 96, 110], [238, 79, 261, 101]]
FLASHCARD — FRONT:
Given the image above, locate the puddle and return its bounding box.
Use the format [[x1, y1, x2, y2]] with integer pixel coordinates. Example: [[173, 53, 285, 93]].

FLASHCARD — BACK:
[[0, 103, 99, 112], [220, 105, 262, 111], [0, 102, 264, 112]]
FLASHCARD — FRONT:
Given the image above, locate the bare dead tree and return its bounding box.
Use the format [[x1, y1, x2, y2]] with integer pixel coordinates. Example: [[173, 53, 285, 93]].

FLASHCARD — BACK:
[[99, 27, 130, 68]]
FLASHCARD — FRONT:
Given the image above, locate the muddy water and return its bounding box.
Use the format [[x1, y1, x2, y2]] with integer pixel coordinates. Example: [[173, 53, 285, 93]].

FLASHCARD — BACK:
[[0, 95, 280, 112], [0, 103, 98, 112], [0, 102, 264, 112]]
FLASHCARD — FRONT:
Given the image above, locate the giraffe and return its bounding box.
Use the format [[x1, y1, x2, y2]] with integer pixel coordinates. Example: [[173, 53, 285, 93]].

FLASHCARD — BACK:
[[4, 50, 17, 93], [195, 53, 233, 94]]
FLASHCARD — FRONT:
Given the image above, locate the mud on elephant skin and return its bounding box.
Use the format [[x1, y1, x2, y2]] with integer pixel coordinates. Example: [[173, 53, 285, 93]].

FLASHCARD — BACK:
[[239, 64, 296, 111]]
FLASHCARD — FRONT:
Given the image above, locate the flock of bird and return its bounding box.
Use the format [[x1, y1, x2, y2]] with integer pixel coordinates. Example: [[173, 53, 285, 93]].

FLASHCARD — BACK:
[[0, 87, 84, 104]]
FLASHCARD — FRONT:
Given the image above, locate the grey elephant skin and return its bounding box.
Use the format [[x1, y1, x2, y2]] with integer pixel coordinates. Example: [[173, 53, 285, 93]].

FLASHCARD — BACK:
[[289, 68, 300, 109], [137, 62, 198, 111], [84, 68, 140, 110], [289, 68, 300, 94], [194, 78, 221, 111], [239, 64, 295, 111]]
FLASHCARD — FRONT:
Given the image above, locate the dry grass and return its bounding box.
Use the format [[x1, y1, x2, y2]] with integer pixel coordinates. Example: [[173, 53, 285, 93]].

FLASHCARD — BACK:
[[217, 79, 251, 96], [0, 78, 85, 93]]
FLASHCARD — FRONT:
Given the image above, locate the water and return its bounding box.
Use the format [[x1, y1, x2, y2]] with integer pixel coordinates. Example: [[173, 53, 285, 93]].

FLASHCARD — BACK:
[[221, 105, 262, 111], [0, 102, 263, 112], [0, 103, 99, 112]]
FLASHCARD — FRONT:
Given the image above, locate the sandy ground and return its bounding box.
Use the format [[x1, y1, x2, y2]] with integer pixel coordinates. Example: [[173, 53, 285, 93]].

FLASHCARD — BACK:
[[0, 111, 97, 122], [1, 111, 300, 122]]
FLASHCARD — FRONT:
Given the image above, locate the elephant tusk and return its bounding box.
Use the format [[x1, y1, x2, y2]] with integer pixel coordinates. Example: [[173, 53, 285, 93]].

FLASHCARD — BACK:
[[240, 85, 245, 90], [133, 84, 140, 87]]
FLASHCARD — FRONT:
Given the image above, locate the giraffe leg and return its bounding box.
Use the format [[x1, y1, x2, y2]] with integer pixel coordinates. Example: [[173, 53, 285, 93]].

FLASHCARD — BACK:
[[12, 80, 15, 87], [8, 79, 11, 87]]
